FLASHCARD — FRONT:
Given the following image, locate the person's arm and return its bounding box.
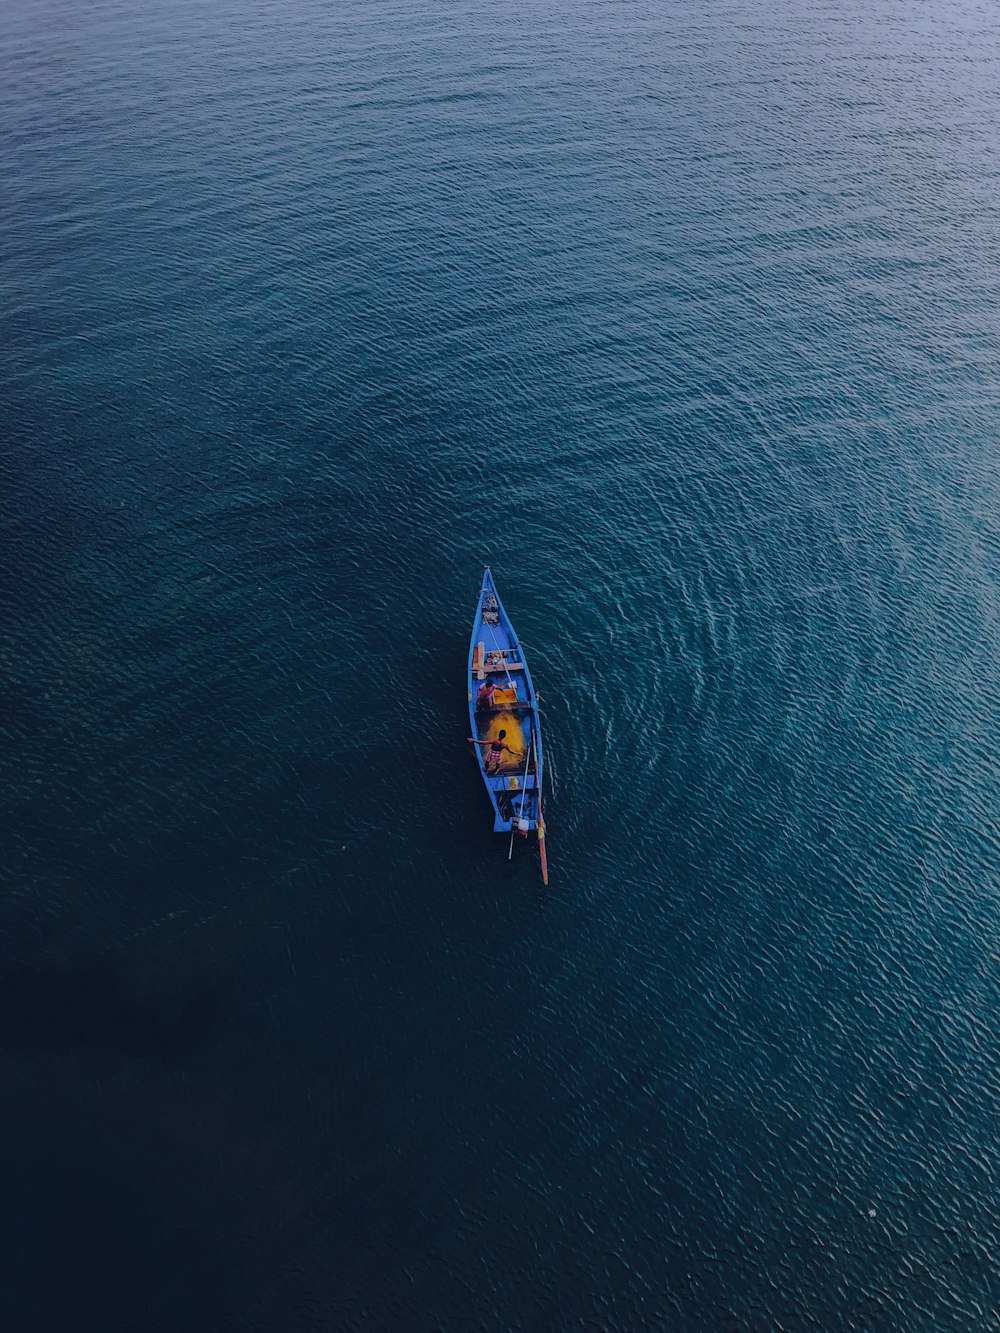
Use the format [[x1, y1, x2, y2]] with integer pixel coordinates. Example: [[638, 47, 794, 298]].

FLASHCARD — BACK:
[[467, 737, 492, 745]]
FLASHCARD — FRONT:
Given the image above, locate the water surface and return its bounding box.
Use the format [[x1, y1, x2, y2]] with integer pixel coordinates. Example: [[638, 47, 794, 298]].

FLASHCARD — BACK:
[[2, 0, 999, 1327]]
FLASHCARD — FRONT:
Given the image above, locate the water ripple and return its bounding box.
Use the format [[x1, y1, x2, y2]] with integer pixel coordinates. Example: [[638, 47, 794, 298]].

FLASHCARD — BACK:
[[3, 0, 1000, 1327]]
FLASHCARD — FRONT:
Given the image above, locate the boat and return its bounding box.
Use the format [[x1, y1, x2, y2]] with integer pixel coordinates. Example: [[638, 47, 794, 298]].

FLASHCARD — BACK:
[[467, 567, 548, 884]]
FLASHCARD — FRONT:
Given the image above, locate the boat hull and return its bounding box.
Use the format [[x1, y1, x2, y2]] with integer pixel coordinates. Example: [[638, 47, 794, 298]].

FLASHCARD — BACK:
[[467, 568, 544, 835]]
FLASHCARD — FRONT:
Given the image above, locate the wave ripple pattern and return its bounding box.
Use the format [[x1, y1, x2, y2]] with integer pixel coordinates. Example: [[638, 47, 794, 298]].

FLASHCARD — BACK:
[[2, 0, 999, 1329]]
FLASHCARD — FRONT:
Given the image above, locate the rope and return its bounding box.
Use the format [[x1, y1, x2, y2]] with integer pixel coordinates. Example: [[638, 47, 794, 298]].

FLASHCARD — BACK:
[[509, 736, 532, 860], [484, 618, 516, 691]]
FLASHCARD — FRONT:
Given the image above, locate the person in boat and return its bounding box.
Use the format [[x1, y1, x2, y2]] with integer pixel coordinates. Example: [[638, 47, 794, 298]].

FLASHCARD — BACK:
[[475, 678, 498, 711], [468, 729, 516, 774]]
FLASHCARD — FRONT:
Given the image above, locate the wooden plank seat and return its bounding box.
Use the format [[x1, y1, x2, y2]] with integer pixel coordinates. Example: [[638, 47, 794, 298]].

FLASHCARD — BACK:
[[484, 661, 524, 673], [487, 774, 537, 792]]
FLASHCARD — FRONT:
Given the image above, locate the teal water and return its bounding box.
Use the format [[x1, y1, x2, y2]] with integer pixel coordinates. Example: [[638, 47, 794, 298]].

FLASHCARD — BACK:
[[3, 0, 999, 1327]]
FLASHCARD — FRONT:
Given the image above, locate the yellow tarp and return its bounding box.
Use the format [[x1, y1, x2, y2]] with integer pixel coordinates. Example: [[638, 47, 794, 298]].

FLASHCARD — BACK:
[[481, 712, 526, 773]]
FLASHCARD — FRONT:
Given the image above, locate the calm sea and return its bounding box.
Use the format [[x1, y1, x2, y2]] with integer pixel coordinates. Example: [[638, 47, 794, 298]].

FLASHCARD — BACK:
[[3, 0, 999, 1327]]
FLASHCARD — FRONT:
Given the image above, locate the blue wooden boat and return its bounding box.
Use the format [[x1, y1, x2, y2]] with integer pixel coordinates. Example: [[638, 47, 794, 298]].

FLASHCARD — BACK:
[[467, 567, 548, 883]]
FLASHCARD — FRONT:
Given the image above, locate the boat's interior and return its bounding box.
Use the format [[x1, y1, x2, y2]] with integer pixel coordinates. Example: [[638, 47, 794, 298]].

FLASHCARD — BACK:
[[471, 589, 541, 831], [472, 632, 533, 772]]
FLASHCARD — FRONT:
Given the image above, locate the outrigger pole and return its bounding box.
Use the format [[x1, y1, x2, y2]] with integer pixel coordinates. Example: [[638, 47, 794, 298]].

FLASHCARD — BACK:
[[509, 736, 532, 861], [530, 716, 548, 885]]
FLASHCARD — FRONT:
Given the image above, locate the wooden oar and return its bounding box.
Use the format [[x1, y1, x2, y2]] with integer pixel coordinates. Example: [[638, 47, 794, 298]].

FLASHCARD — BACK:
[[530, 716, 548, 885]]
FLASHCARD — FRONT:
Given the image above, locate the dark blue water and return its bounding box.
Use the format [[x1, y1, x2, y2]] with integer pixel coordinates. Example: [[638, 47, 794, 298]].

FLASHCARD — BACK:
[[3, 0, 999, 1327]]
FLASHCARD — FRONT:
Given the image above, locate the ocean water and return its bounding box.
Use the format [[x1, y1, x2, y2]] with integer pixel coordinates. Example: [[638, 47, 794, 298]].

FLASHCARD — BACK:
[[3, 0, 999, 1327]]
